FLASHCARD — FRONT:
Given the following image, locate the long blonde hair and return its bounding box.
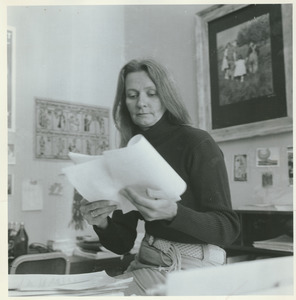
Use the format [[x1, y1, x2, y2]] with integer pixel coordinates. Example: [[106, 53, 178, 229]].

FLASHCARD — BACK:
[[113, 58, 191, 147]]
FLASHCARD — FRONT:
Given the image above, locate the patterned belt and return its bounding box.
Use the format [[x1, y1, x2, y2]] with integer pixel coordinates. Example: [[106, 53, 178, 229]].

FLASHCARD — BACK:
[[146, 234, 226, 265]]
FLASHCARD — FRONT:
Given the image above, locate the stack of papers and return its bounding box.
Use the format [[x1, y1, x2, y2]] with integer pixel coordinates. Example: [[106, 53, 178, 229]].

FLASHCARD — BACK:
[[73, 237, 120, 260], [238, 204, 293, 211], [62, 134, 186, 213], [9, 271, 133, 296], [253, 234, 293, 252], [72, 246, 120, 260]]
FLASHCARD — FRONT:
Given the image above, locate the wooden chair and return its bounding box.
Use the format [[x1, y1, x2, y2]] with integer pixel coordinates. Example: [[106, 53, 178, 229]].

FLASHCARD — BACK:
[[10, 252, 70, 275]]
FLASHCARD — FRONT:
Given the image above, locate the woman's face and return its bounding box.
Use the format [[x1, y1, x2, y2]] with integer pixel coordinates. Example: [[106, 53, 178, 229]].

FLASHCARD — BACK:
[[125, 71, 166, 130]]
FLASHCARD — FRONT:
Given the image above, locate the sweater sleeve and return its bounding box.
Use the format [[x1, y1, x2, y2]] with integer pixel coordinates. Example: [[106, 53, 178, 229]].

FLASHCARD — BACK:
[[163, 137, 240, 246], [93, 210, 141, 255]]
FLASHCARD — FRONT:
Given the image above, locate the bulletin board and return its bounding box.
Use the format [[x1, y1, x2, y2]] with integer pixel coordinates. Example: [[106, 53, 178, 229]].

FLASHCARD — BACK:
[[35, 98, 110, 160]]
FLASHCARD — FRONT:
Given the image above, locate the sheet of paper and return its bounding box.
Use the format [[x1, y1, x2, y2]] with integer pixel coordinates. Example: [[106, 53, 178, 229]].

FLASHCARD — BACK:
[[8, 271, 128, 291], [9, 272, 132, 297], [21, 179, 43, 211], [9, 290, 125, 297], [62, 134, 187, 212]]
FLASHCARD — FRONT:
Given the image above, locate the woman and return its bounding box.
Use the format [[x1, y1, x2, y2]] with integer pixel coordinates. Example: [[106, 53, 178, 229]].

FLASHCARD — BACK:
[[80, 58, 240, 295]]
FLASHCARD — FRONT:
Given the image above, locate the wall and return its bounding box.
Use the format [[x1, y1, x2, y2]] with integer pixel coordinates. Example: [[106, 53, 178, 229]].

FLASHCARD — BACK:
[[7, 6, 126, 244], [124, 5, 293, 209], [124, 5, 210, 121]]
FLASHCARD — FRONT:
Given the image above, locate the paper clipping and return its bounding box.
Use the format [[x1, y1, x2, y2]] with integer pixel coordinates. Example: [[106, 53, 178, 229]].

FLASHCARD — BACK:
[[62, 134, 186, 212]]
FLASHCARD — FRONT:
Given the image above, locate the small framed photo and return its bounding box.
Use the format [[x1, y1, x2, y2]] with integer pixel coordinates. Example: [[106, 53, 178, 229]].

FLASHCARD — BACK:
[[262, 172, 273, 187], [256, 147, 279, 167], [233, 154, 247, 182], [8, 143, 16, 164]]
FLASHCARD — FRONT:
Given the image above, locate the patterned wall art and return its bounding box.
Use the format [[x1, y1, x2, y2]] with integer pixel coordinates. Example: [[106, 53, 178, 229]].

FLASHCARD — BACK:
[[287, 146, 293, 186], [233, 154, 248, 182], [256, 147, 279, 167], [35, 98, 110, 160]]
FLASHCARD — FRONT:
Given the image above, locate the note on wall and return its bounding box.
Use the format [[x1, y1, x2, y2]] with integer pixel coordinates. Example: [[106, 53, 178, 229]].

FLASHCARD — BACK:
[[22, 179, 43, 211]]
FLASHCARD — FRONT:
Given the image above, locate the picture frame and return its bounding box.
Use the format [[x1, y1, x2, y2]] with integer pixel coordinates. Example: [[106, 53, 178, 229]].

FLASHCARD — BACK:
[[7, 26, 16, 132], [256, 147, 280, 167], [195, 4, 292, 142], [35, 98, 110, 160], [233, 154, 248, 182]]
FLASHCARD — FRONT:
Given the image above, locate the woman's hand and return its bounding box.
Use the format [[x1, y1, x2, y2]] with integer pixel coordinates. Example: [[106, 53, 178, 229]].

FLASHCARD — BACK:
[[80, 199, 117, 229], [122, 187, 178, 222]]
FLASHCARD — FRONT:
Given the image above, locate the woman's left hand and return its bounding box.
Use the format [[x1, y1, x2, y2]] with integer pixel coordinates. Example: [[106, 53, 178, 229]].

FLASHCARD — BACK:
[[122, 187, 178, 222]]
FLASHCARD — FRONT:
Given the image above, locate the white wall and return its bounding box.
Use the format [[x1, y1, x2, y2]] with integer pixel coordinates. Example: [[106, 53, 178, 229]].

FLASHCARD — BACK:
[[124, 5, 210, 122], [7, 6, 125, 244]]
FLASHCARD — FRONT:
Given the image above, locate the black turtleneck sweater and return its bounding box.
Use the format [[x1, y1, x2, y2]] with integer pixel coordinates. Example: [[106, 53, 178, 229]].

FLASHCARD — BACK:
[[94, 114, 240, 254]]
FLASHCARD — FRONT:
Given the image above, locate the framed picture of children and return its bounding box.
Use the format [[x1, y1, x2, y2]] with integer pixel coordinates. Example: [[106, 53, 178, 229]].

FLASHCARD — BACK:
[[195, 4, 292, 142]]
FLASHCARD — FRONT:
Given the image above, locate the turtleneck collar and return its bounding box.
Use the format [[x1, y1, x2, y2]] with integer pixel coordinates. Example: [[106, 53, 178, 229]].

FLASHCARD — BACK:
[[134, 112, 180, 146]]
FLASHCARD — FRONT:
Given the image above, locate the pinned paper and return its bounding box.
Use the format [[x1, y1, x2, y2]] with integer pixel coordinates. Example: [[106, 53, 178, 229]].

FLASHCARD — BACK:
[[22, 179, 43, 211]]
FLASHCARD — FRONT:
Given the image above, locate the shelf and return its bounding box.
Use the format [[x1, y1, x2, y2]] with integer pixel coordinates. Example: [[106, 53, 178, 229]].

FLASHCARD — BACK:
[[225, 245, 293, 256], [227, 210, 294, 259], [235, 209, 293, 215]]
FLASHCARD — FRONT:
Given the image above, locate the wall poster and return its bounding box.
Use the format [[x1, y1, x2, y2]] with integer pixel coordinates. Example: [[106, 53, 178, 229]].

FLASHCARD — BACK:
[[35, 98, 110, 160]]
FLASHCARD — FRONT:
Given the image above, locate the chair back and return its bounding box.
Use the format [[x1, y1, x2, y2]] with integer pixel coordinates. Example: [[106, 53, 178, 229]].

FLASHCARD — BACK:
[[10, 252, 70, 274]]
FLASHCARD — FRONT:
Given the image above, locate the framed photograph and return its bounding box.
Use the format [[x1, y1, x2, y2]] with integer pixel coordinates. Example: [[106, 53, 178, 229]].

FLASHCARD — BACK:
[[262, 172, 273, 187], [233, 154, 247, 182], [195, 4, 292, 142], [7, 26, 16, 132]]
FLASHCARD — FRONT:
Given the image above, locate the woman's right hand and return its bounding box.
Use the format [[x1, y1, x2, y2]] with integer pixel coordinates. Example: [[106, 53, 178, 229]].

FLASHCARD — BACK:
[[80, 199, 117, 229]]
